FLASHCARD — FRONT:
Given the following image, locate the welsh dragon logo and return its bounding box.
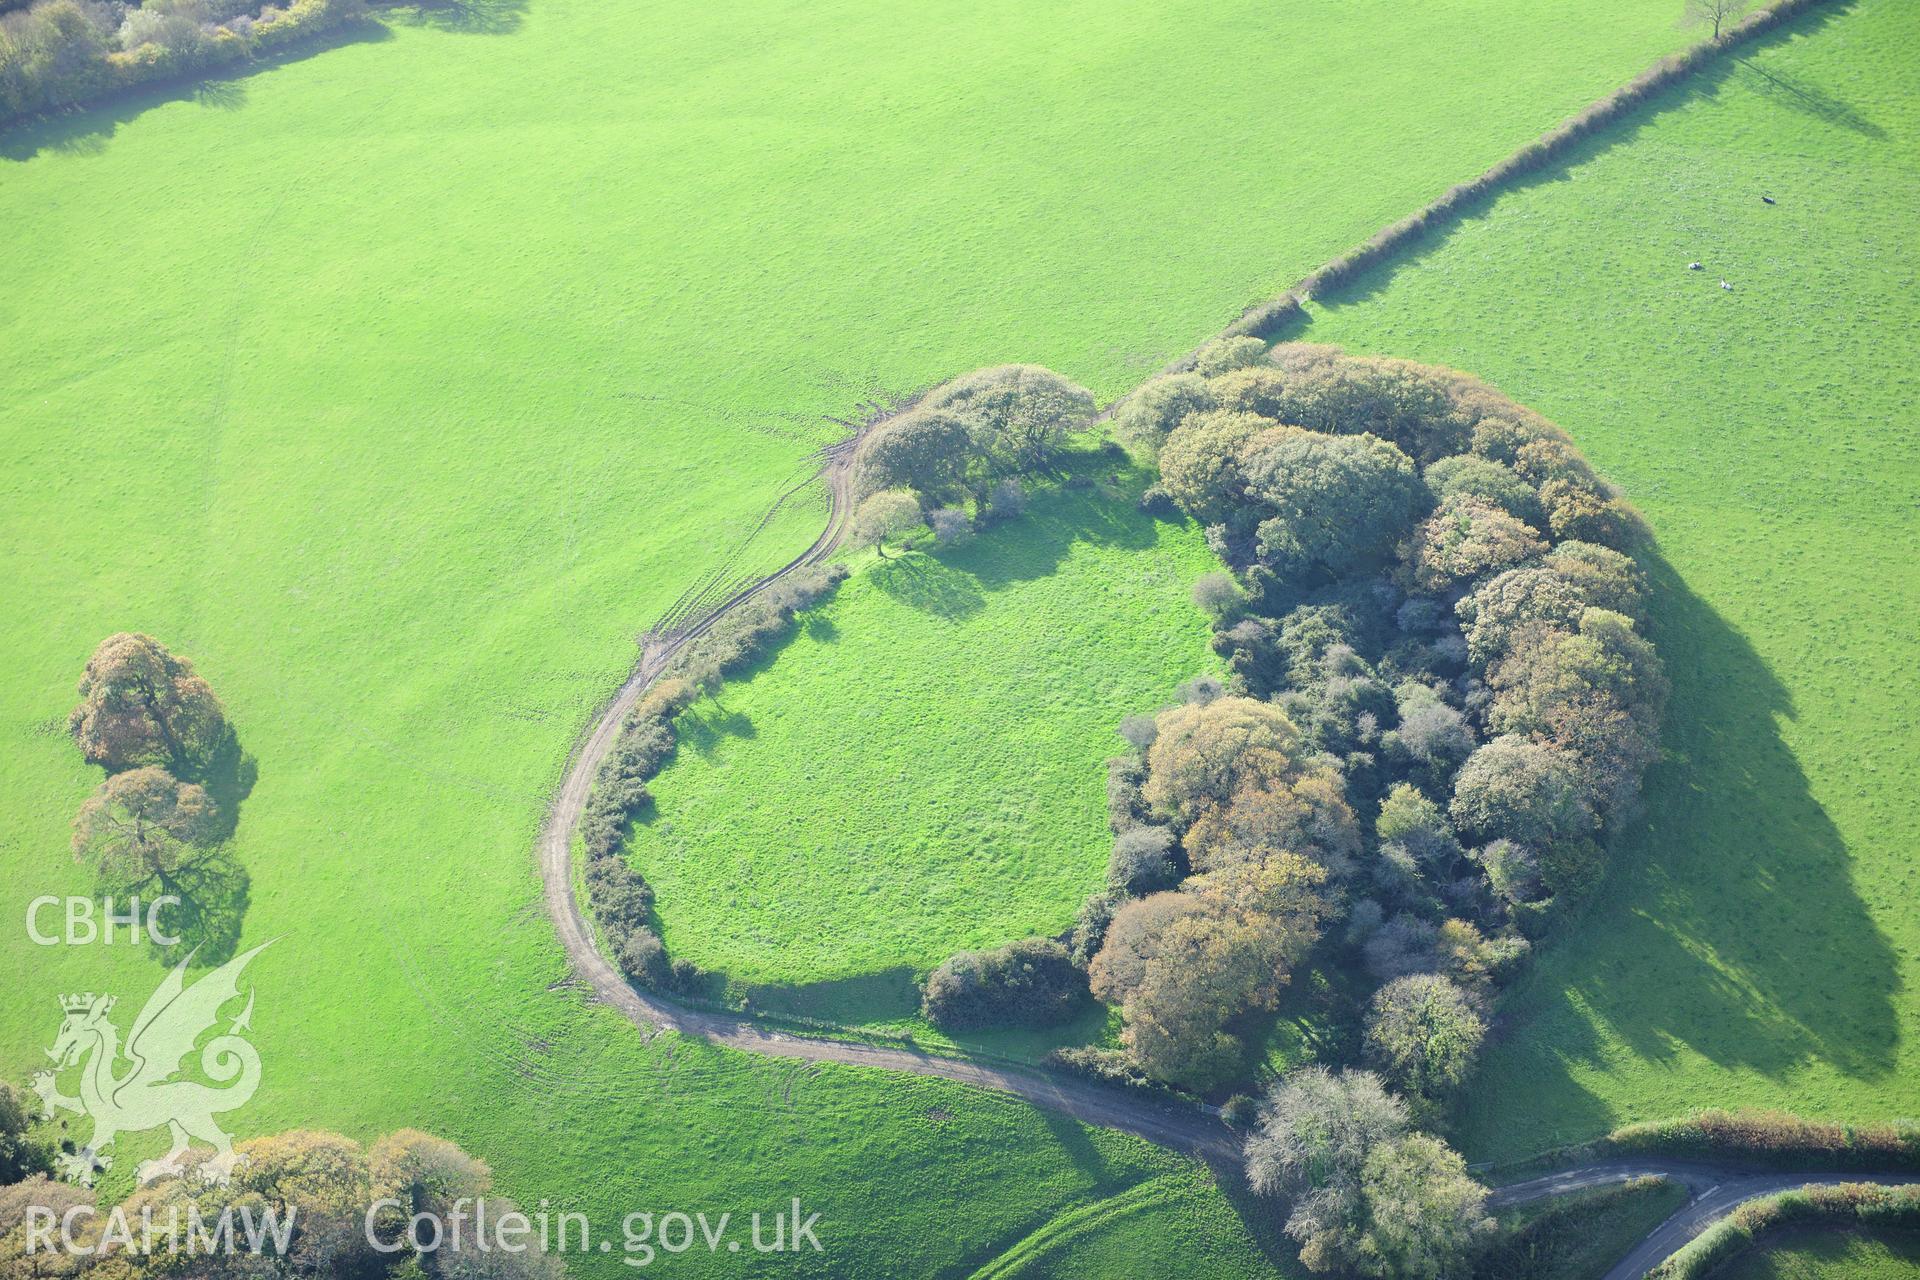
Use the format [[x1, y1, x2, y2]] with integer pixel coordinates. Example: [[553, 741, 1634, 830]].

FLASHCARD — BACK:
[[32, 942, 270, 1187]]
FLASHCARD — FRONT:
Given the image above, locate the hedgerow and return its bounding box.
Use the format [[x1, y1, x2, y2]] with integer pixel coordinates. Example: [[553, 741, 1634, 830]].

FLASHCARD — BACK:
[[1647, 1181, 1920, 1279], [585, 564, 847, 996], [0, 0, 369, 127], [1206, 0, 1834, 342], [1603, 1109, 1920, 1172]]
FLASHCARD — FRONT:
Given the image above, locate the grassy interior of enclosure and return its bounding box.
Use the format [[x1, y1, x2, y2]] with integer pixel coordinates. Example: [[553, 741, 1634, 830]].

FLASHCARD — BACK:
[[630, 469, 1221, 1020], [0, 0, 1711, 1270], [1296, 0, 1920, 1161], [1719, 1227, 1920, 1280]]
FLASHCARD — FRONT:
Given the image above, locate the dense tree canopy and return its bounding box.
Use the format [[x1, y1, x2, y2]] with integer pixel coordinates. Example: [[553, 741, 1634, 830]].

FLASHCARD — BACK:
[[854, 409, 971, 499], [68, 632, 228, 775], [1241, 427, 1426, 580], [919, 363, 1094, 478], [70, 765, 216, 894]]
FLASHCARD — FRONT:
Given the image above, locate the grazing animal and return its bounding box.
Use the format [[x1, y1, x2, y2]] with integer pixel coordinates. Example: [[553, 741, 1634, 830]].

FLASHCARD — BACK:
[[1689, 262, 1703, 270], [1762, 195, 1777, 204], [1720, 280, 1733, 291]]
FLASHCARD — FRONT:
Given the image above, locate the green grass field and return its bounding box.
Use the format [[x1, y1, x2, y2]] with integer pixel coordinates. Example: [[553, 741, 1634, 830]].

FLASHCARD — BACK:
[[0, 0, 1766, 1271], [629, 472, 1220, 1013], [1487, 1179, 1691, 1280], [1297, 0, 1920, 1160], [963, 1168, 1292, 1280], [1721, 1228, 1920, 1280]]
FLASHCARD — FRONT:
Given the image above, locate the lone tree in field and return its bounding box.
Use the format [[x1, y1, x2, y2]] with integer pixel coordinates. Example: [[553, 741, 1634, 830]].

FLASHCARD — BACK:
[[69, 633, 228, 776], [851, 489, 923, 558], [1682, 0, 1750, 39], [70, 766, 217, 895]]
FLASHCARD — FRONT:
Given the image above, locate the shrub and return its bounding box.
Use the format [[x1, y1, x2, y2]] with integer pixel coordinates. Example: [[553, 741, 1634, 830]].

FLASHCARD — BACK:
[[921, 938, 1087, 1031], [1190, 570, 1243, 619], [665, 563, 847, 687], [1117, 712, 1159, 753], [927, 506, 972, 545], [1220, 1094, 1260, 1130], [1193, 335, 1267, 377], [1107, 753, 1149, 830], [1108, 825, 1180, 895], [584, 857, 654, 940], [617, 927, 670, 987]]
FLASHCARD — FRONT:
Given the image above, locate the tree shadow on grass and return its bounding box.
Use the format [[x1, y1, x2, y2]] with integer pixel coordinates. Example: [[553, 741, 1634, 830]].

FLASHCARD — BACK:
[[0, 20, 392, 163], [1451, 548, 1899, 1159], [391, 0, 528, 35], [1206, 1151, 1306, 1273], [1730, 53, 1886, 139], [735, 966, 921, 1023], [191, 729, 259, 844], [868, 554, 988, 621], [672, 700, 756, 758], [869, 467, 1188, 622], [148, 850, 252, 969], [1260, 0, 1872, 319]]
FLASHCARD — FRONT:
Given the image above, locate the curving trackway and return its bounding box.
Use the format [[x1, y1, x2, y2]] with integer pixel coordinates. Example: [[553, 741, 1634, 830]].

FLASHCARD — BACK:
[[534, 427, 1917, 1274]]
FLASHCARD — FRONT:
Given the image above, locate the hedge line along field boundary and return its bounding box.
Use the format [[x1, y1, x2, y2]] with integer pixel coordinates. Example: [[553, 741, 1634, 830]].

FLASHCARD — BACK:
[[1188, 0, 1839, 352]]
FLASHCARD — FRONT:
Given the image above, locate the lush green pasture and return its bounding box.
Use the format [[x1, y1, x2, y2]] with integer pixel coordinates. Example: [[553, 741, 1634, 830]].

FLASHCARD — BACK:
[[631, 475, 1219, 1005], [0, 0, 1704, 1270], [1721, 1228, 1920, 1280], [964, 1168, 1294, 1280], [1299, 0, 1920, 1160]]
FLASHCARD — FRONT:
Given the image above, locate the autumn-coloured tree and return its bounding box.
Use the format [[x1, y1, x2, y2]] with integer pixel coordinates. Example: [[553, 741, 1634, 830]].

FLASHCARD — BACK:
[[1401, 494, 1546, 595], [68, 633, 228, 776], [1141, 696, 1303, 822], [70, 766, 217, 895]]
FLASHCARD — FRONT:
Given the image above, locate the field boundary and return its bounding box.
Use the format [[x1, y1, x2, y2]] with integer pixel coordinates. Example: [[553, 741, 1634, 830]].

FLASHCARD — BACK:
[[1187, 0, 1840, 353]]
